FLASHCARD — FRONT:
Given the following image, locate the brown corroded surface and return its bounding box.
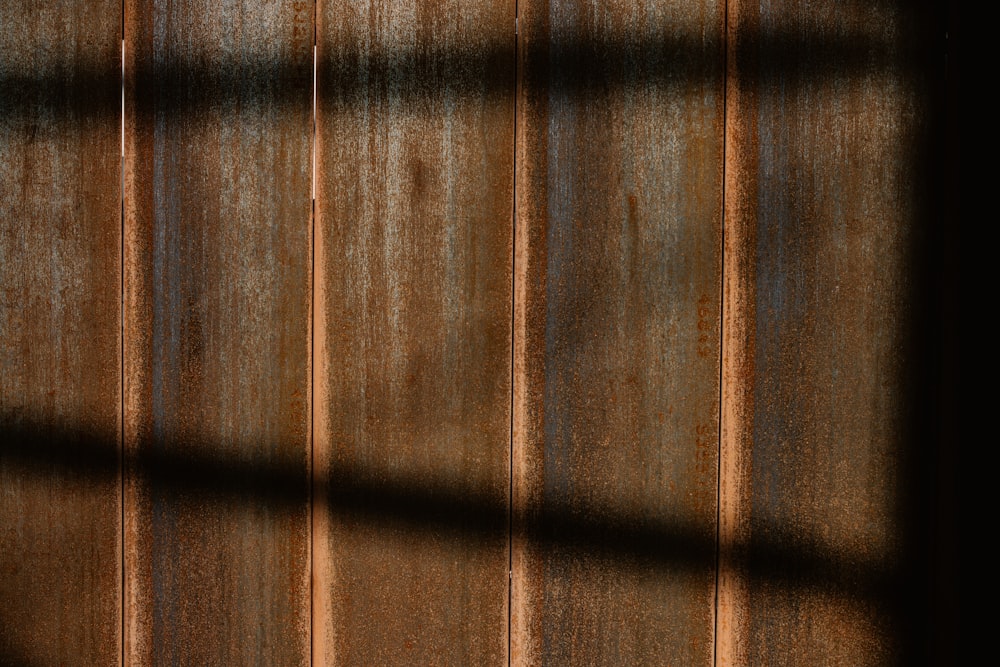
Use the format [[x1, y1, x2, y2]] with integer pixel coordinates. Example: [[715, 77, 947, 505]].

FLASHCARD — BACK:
[[719, 0, 934, 664], [124, 1, 313, 663], [314, 1, 514, 664], [0, 2, 122, 665], [512, 1, 725, 664]]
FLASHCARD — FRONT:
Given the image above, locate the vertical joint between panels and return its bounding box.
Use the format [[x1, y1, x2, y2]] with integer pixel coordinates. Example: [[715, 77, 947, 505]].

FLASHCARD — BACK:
[[508, 3, 519, 667], [119, 1, 127, 662], [508, 2, 517, 666], [714, 2, 729, 667], [309, 2, 318, 665]]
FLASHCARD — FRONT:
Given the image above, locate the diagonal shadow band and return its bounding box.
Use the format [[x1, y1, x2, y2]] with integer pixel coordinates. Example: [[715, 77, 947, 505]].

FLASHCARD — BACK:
[[0, 22, 933, 126], [0, 413, 902, 607]]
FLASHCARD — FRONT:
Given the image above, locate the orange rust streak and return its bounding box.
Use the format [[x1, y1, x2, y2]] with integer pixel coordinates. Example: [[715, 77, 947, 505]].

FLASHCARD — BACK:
[[0, 2, 123, 665], [313, 1, 515, 664], [512, 1, 726, 664], [123, 1, 314, 663]]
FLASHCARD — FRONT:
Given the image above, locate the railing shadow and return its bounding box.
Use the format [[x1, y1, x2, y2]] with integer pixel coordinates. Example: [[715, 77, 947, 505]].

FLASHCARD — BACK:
[[0, 412, 905, 601], [0, 21, 927, 125]]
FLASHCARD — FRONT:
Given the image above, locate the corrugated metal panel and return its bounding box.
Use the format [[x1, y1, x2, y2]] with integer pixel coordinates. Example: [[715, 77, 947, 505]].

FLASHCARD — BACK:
[[124, 0, 313, 663], [0, 2, 122, 664], [313, 1, 515, 664], [512, 1, 725, 663]]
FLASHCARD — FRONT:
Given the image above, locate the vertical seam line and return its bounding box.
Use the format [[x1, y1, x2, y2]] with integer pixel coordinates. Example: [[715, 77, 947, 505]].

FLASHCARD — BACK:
[[509, 2, 519, 666], [714, 1, 729, 666], [120, 4, 127, 664], [309, 2, 317, 665]]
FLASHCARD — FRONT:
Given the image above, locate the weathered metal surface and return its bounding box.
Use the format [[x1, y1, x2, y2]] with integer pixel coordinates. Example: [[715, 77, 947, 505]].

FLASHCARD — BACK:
[[512, 1, 724, 664], [0, 2, 122, 665], [719, 0, 935, 664], [124, 1, 313, 663], [313, 1, 514, 663]]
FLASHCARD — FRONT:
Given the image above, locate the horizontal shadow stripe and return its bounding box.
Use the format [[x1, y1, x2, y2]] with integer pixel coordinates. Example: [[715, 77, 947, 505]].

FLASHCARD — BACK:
[[1, 413, 900, 606], [0, 25, 923, 124]]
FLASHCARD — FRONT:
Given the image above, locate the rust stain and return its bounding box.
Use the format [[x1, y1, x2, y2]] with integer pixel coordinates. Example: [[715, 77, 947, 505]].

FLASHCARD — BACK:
[[0, 1, 122, 665], [0, 0, 943, 663], [719, 0, 935, 664], [512, 1, 725, 664], [124, 0, 313, 664], [314, 1, 515, 664], [716, 1, 759, 663]]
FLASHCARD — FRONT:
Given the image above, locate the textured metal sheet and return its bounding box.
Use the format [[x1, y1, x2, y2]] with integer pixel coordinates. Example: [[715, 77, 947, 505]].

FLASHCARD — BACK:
[[0, 2, 122, 665], [719, 0, 935, 664], [313, 1, 515, 664], [123, 1, 313, 663], [512, 1, 725, 664]]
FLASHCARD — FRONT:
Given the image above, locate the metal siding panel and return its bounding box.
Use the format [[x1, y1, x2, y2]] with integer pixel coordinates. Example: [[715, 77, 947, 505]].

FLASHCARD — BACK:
[[719, 1, 937, 664], [314, 1, 515, 664], [0, 1, 122, 664], [513, 1, 725, 664], [124, 1, 313, 663]]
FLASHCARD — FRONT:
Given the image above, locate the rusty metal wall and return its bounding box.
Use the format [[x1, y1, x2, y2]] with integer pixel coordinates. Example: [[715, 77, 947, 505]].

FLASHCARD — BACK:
[[123, 0, 314, 663], [0, 0, 947, 663], [719, 0, 939, 664], [0, 1, 122, 665], [313, 1, 515, 664], [512, 1, 725, 664]]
